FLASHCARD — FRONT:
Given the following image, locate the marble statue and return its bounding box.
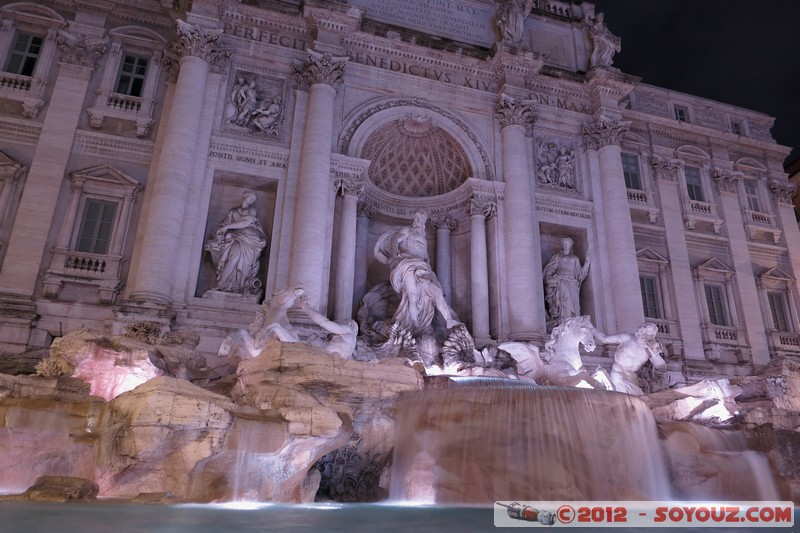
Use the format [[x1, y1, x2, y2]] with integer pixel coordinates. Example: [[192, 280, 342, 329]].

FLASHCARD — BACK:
[[218, 285, 305, 360], [593, 322, 667, 395], [205, 190, 268, 296], [251, 96, 283, 134], [498, 315, 606, 389], [586, 12, 621, 68], [374, 211, 460, 336], [543, 237, 590, 325], [231, 77, 258, 127], [496, 0, 534, 43], [298, 296, 359, 360]]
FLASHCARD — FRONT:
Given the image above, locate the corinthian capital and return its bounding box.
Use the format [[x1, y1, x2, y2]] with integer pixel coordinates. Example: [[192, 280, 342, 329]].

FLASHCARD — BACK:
[[496, 93, 535, 129], [175, 20, 230, 69], [57, 33, 106, 68], [294, 49, 348, 89], [712, 168, 741, 195], [582, 116, 630, 150], [769, 178, 796, 206], [649, 155, 682, 182], [431, 215, 458, 231], [334, 177, 363, 197], [469, 198, 497, 219]]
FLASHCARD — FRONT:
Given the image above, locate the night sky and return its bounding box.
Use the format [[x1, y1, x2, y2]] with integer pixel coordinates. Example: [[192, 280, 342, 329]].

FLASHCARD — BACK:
[[590, 0, 800, 167]]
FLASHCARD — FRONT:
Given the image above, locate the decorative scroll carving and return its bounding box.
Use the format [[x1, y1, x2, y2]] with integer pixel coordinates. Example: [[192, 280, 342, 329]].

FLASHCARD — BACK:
[[496, 93, 535, 129], [335, 177, 363, 197], [769, 179, 797, 206], [431, 215, 458, 232], [175, 19, 230, 68], [582, 117, 630, 150], [294, 49, 348, 89], [56, 34, 106, 68], [649, 155, 682, 182], [535, 137, 577, 190], [469, 198, 496, 219], [712, 168, 741, 195]]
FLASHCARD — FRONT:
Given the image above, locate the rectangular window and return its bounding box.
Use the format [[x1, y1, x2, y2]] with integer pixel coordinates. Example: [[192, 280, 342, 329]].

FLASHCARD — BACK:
[[4, 33, 44, 77], [768, 292, 789, 332], [704, 284, 728, 326], [621, 153, 642, 190], [744, 178, 761, 212], [674, 106, 688, 122], [640, 275, 661, 319], [731, 120, 742, 135], [685, 166, 704, 202], [76, 199, 117, 255], [114, 54, 148, 97]]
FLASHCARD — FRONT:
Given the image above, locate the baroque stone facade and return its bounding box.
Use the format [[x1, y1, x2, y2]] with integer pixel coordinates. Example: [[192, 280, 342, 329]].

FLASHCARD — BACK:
[[0, 0, 795, 385]]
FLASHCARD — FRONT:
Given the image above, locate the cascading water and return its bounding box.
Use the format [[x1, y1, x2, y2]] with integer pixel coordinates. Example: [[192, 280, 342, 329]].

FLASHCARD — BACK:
[[658, 420, 780, 500], [390, 379, 673, 503]]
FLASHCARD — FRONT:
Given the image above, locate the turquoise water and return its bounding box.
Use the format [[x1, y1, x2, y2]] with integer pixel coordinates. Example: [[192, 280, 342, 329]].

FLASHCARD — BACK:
[[0, 502, 795, 532]]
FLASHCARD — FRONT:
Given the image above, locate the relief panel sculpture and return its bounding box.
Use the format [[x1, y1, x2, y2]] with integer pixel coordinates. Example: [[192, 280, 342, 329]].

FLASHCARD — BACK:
[[225, 70, 285, 136], [534, 137, 578, 190]]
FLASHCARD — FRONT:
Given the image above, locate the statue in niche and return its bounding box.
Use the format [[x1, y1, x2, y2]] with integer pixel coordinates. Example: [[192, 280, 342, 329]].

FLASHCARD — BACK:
[[218, 285, 305, 361], [543, 237, 590, 326], [231, 77, 258, 127], [250, 96, 283, 135], [298, 296, 359, 360], [205, 190, 268, 296], [496, 0, 535, 44], [592, 322, 667, 396], [585, 12, 620, 68], [374, 211, 460, 336], [535, 139, 577, 189], [373, 211, 472, 366]]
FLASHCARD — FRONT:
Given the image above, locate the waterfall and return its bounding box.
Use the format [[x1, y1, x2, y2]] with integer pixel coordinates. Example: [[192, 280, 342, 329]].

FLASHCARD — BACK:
[[390, 380, 672, 503]]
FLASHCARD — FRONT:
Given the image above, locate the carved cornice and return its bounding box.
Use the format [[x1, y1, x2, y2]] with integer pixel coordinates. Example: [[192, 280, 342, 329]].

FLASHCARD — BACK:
[[582, 117, 630, 150], [649, 155, 682, 182], [175, 19, 230, 70], [712, 168, 741, 195], [56, 33, 106, 68], [496, 93, 535, 129], [769, 179, 796, 206], [431, 215, 458, 231], [294, 49, 348, 89]]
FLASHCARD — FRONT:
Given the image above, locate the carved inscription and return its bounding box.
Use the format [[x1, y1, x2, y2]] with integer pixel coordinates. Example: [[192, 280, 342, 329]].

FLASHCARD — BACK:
[[222, 23, 309, 51], [348, 0, 494, 45]]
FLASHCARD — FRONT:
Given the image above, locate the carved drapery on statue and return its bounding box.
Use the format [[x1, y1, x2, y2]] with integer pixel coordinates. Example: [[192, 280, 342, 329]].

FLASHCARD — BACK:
[[543, 236, 590, 326], [584, 12, 620, 68], [495, 0, 534, 44], [205, 190, 268, 296]]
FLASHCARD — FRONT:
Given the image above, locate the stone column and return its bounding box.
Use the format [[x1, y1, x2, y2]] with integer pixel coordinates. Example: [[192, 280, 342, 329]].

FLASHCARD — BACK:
[[432, 215, 457, 304], [469, 199, 494, 345], [288, 50, 348, 310], [353, 203, 373, 311], [333, 178, 362, 321], [127, 20, 229, 305], [713, 169, 769, 364], [650, 156, 704, 360], [0, 33, 106, 296], [496, 94, 540, 339], [583, 117, 643, 332]]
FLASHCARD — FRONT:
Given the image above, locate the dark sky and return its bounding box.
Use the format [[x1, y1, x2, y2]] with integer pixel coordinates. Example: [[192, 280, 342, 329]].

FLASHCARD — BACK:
[[590, 0, 800, 167]]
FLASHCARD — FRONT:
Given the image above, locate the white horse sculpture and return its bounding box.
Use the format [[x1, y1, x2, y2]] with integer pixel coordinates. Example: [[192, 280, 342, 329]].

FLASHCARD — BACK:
[[499, 316, 606, 389]]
